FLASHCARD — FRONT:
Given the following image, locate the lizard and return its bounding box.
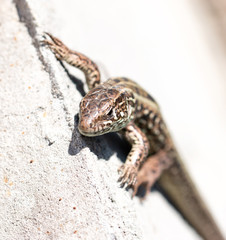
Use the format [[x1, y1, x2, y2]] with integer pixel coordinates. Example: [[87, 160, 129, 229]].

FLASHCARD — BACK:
[[43, 33, 225, 240]]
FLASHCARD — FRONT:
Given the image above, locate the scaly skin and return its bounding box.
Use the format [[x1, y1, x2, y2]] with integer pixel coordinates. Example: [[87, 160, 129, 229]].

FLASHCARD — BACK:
[[43, 33, 225, 240]]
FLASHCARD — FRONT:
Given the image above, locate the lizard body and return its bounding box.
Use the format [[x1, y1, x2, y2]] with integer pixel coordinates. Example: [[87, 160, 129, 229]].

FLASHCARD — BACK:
[[43, 33, 224, 240]]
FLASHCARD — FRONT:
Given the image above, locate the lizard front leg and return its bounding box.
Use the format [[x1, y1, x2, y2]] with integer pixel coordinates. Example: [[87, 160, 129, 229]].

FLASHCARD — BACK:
[[118, 122, 150, 187], [43, 33, 100, 89]]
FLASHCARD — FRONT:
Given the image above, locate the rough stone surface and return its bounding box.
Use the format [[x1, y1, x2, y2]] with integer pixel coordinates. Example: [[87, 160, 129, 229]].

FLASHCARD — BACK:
[[1, 0, 225, 240]]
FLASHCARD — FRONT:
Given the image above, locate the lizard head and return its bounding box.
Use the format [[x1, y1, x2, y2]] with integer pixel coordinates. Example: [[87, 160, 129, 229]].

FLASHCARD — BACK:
[[78, 84, 136, 136]]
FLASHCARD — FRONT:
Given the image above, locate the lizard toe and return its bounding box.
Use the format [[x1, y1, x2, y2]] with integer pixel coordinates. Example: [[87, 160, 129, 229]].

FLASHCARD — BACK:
[[118, 164, 138, 188], [44, 32, 64, 46]]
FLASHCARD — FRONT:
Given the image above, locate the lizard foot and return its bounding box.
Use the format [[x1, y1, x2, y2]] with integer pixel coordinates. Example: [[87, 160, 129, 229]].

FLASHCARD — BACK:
[[42, 33, 70, 60], [118, 163, 138, 188], [132, 168, 156, 199], [132, 151, 173, 198]]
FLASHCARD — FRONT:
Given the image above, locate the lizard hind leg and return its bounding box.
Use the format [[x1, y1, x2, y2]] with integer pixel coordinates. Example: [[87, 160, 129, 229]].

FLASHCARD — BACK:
[[133, 150, 173, 199]]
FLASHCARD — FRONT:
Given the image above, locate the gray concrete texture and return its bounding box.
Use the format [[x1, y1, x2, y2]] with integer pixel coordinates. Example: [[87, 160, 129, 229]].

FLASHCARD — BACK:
[[0, 0, 226, 239]]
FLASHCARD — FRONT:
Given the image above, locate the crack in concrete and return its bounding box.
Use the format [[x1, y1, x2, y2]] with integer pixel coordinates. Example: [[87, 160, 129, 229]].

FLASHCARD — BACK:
[[13, 0, 74, 129], [13, 0, 63, 100]]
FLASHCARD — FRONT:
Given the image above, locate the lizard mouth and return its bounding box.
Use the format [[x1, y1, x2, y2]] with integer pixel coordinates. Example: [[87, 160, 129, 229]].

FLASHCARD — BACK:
[[78, 121, 95, 136], [78, 127, 96, 137], [78, 120, 109, 137]]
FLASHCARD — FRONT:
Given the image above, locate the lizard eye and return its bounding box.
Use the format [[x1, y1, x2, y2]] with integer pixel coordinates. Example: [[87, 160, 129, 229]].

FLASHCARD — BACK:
[[107, 108, 113, 116]]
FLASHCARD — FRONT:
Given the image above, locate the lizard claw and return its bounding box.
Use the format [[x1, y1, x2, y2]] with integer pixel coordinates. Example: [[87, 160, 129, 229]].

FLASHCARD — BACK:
[[118, 164, 138, 189], [42, 33, 70, 60], [43, 32, 65, 47]]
